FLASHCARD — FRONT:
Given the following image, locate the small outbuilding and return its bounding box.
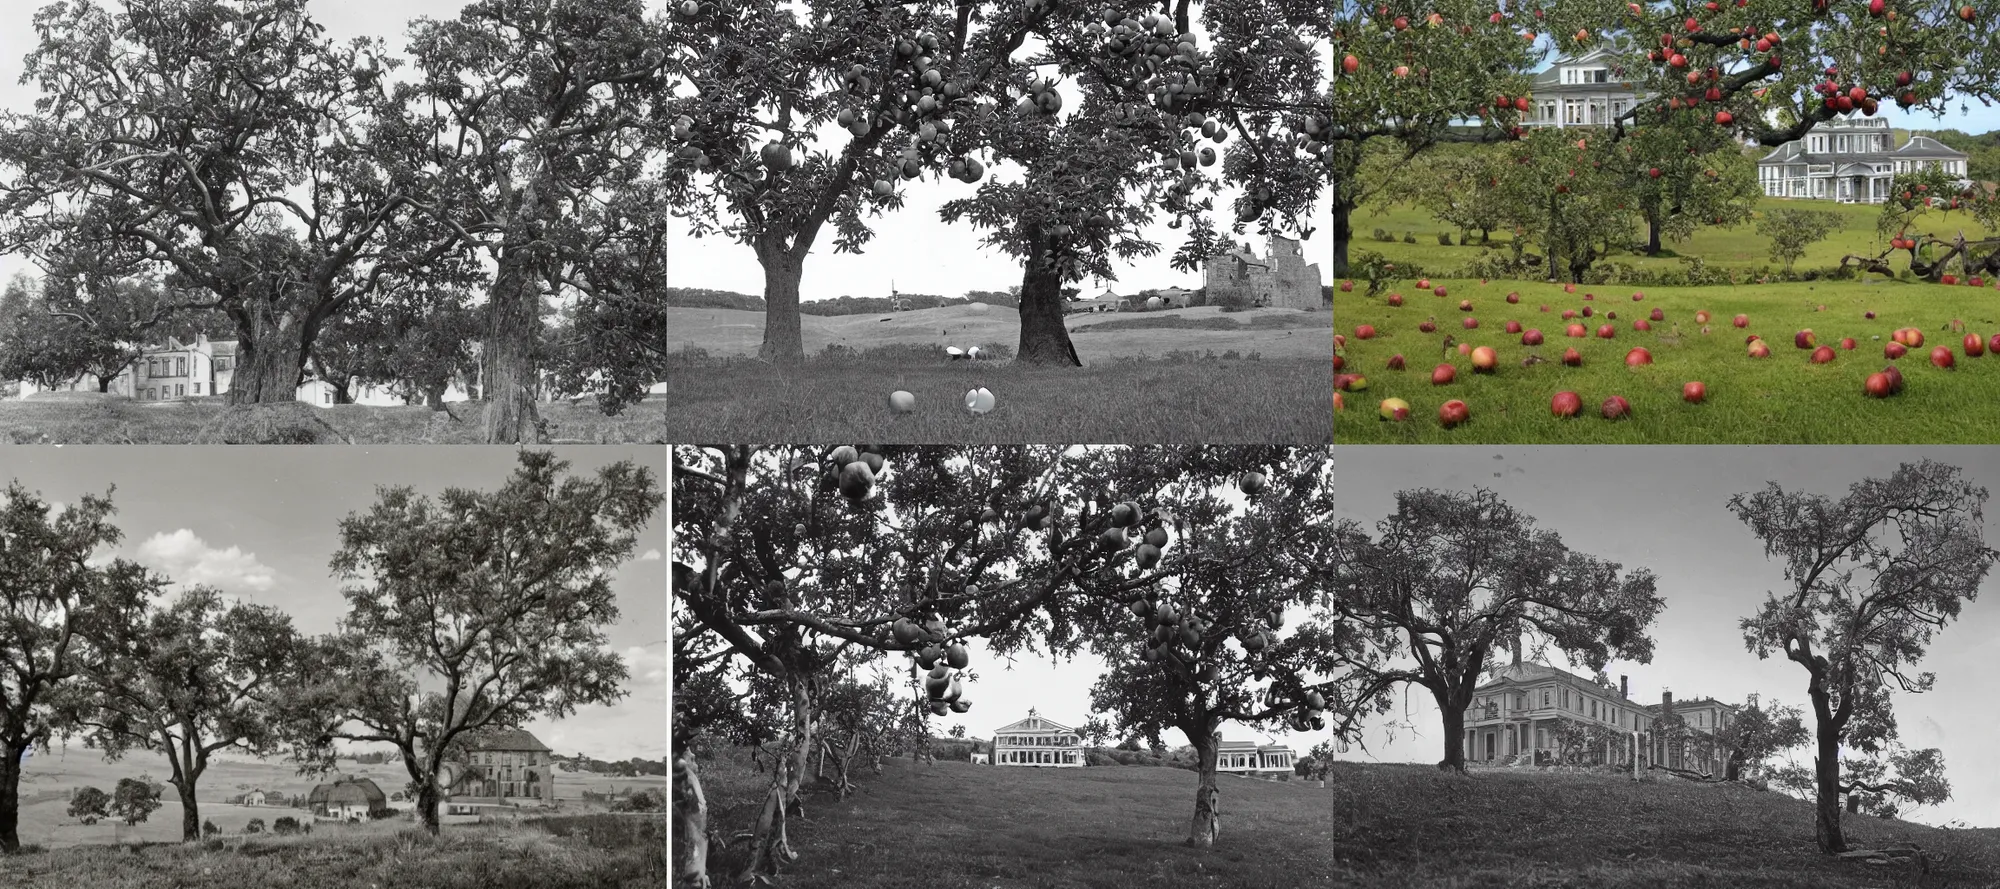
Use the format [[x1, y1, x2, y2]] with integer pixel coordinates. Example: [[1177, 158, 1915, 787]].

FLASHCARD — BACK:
[[307, 775, 389, 821]]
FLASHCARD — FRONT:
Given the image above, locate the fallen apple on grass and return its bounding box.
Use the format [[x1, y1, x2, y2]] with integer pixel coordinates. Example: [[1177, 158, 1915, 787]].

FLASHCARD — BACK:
[[1865, 372, 1895, 398], [1463, 317, 1479, 329], [1932, 346, 1956, 369], [1355, 325, 1376, 339], [1886, 342, 1907, 359], [1551, 390, 1583, 417], [1733, 314, 1749, 328], [1458, 343, 1472, 356], [1794, 330, 1816, 349], [1378, 397, 1411, 421], [1507, 292, 1521, 303], [1649, 308, 1664, 321], [1634, 320, 1651, 332], [1432, 364, 1457, 385], [1470, 346, 1499, 372], [1967, 333, 1987, 357], [1419, 320, 1437, 333], [1438, 399, 1471, 428], [1505, 320, 1522, 334], [1459, 299, 1473, 311], [1625, 347, 1652, 366], [1522, 329, 1545, 345], [1683, 381, 1706, 403], [1882, 365, 1905, 393], [1562, 347, 1583, 366], [1334, 392, 1344, 411], [1695, 310, 1711, 324], [1387, 354, 1406, 370], [1388, 294, 1404, 307], [1810, 345, 1836, 364], [1600, 395, 1632, 420], [1566, 323, 1588, 337], [1597, 324, 1616, 339], [1747, 340, 1771, 358], [1841, 337, 1856, 350], [1562, 309, 1577, 320]]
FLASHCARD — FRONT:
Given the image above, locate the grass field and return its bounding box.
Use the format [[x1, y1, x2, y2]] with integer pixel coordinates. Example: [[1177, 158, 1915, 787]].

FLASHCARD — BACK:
[[0, 814, 664, 889], [688, 751, 2000, 889], [0, 394, 666, 444], [1335, 277, 2000, 443], [1348, 196, 2000, 275], [666, 303, 1332, 443]]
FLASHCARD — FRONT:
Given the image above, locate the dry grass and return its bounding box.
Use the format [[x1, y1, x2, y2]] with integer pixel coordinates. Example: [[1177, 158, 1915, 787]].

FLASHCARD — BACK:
[[685, 750, 2000, 889], [0, 397, 667, 444]]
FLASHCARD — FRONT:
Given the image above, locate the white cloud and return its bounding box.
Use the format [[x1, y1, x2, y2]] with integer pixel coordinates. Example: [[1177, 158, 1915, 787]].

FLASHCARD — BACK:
[[135, 529, 277, 593], [624, 645, 668, 685], [637, 548, 662, 562]]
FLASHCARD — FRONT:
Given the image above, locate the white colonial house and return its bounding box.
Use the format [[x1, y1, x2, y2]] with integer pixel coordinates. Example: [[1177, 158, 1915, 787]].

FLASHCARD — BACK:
[[1462, 660, 1744, 773], [1756, 117, 1971, 203], [1216, 740, 1295, 775], [1520, 49, 1644, 129], [991, 713, 1084, 767]]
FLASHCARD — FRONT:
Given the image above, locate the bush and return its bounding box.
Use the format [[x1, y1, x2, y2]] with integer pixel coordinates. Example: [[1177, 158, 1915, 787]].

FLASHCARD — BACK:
[[1438, 232, 1453, 246], [1371, 227, 1393, 242], [68, 786, 109, 825], [244, 818, 265, 834], [1402, 232, 1417, 244], [201, 820, 219, 838], [369, 807, 400, 820], [614, 789, 666, 813], [272, 816, 300, 836]]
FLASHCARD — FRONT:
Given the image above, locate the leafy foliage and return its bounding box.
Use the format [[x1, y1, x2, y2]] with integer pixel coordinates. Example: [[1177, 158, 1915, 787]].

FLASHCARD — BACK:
[[110, 776, 162, 826], [1757, 210, 1843, 270], [67, 786, 108, 825]]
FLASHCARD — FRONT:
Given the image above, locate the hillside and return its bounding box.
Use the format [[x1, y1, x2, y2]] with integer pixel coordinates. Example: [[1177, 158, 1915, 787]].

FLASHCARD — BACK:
[[666, 303, 1332, 361], [690, 753, 2000, 889]]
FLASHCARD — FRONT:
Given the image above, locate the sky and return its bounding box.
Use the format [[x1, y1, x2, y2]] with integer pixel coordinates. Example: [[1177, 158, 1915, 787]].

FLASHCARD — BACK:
[[2, 445, 668, 762], [1333, 446, 2000, 830]]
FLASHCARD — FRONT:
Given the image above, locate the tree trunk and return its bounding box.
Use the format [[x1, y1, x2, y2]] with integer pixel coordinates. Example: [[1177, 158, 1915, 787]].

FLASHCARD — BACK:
[[424, 382, 450, 411], [96, 373, 114, 393], [1811, 709, 1847, 853], [1186, 728, 1221, 848], [416, 781, 442, 835], [672, 750, 711, 889], [1332, 196, 1353, 278], [1436, 689, 1469, 772], [0, 740, 22, 853], [755, 242, 807, 365], [228, 311, 312, 404], [177, 781, 201, 843], [1015, 233, 1082, 367], [482, 248, 544, 444], [738, 675, 814, 883], [1645, 210, 1663, 255]]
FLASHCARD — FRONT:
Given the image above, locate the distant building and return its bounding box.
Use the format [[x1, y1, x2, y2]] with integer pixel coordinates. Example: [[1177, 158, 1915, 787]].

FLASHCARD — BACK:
[[1203, 234, 1324, 310], [243, 789, 266, 807], [1756, 117, 1971, 203], [307, 775, 388, 821], [1216, 740, 1295, 775], [1520, 49, 1644, 129], [1462, 660, 1742, 773], [991, 713, 1084, 768], [443, 727, 557, 812]]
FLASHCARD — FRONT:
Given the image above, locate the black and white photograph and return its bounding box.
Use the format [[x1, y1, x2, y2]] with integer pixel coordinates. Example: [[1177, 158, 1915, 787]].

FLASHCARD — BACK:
[[0, 446, 666, 886], [671, 444, 2000, 888], [663, 1, 1334, 443], [0, 0, 668, 445]]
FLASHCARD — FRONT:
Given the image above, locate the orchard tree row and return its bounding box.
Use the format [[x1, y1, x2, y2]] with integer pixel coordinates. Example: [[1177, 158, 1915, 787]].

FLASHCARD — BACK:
[[0, 0, 672, 441], [664, 0, 1334, 367], [1330, 0, 2000, 279], [0, 450, 661, 850]]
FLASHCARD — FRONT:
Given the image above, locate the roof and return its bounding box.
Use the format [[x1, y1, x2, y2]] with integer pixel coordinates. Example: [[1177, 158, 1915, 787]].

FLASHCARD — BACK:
[[307, 775, 387, 810], [1528, 49, 1644, 94], [1475, 661, 1625, 700], [463, 727, 552, 753], [1218, 740, 1295, 753], [1757, 129, 1968, 167], [994, 715, 1077, 735], [1642, 696, 1741, 715]]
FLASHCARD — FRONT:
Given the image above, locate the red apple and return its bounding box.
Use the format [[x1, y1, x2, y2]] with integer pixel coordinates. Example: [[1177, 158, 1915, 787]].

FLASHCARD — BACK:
[[1387, 354, 1406, 370], [1682, 381, 1706, 403], [1632, 292, 1644, 301], [1865, 311, 1876, 319], [1436, 285, 1449, 297], [1562, 309, 1577, 320], [1566, 323, 1587, 338], [1600, 395, 1632, 419], [1794, 329, 1816, 349], [1340, 280, 1355, 292], [1419, 320, 1437, 333], [1379, 397, 1411, 421], [1885, 341, 1907, 359], [1342, 54, 1360, 74], [1989, 333, 2000, 354], [1388, 293, 1404, 307], [1582, 306, 1595, 318], [1931, 346, 1955, 369], [1564, 283, 1576, 293], [1864, 371, 1894, 398], [1551, 390, 1583, 417], [1355, 325, 1376, 339], [1334, 354, 1344, 372], [1634, 319, 1652, 332], [1507, 292, 1521, 304], [1597, 324, 1616, 339], [1748, 341, 1771, 358], [1522, 329, 1545, 346], [1471, 346, 1499, 372], [1626, 347, 1653, 366], [1562, 347, 1582, 366], [1810, 345, 1836, 364], [1540, 304, 1551, 312], [1438, 398, 1471, 428], [1882, 365, 1906, 393], [1463, 317, 1479, 329], [1432, 364, 1457, 385], [1967, 333, 1987, 357], [1334, 391, 1344, 411], [1649, 308, 1664, 321], [1841, 337, 1856, 350], [1417, 278, 1431, 290], [1695, 310, 1711, 324], [1505, 320, 1523, 334], [1460, 299, 1473, 311], [1458, 343, 1472, 356], [1733, 314, 1749, 328]]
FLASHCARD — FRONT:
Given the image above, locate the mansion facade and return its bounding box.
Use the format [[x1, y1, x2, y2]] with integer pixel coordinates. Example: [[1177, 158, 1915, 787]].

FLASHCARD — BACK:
[[1756, 117, 1971, 203], [1519, 49, 1641, 129], [1463, 661, 1741, 774], [992, 714, 1084, 767], [1216, 739, 1295, 776]]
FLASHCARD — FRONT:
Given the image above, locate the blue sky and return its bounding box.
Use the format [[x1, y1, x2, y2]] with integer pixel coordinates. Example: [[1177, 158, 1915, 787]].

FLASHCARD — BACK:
[[1333, 446, 2000, 830], [4, 446, 667, 761]]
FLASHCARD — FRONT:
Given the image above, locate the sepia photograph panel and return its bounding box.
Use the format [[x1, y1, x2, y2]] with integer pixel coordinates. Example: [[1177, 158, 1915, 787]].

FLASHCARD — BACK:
[[0, 0, 666, 446], [664, 1, 1334, 444], [0, 446, 666, 885], [1330, 4, 2000, 445]]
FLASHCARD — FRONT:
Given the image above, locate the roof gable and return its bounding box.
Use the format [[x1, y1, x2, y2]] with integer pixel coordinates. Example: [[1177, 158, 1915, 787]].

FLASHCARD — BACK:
[[994, 715, 1077, 735]]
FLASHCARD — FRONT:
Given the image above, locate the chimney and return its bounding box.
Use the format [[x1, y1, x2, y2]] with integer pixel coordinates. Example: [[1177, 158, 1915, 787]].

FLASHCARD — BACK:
[[1620, 675, 1629, 700], [1662, 689, 1674, 713]]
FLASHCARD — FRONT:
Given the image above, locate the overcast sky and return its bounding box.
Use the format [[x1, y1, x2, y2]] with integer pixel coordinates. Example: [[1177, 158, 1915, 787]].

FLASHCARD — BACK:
[[1333, 446, 2000, 830], [4, 445, 667, 762]]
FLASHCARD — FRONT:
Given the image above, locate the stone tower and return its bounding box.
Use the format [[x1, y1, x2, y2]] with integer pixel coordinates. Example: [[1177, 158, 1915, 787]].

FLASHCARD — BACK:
[[1202, 233, 1325, 310]]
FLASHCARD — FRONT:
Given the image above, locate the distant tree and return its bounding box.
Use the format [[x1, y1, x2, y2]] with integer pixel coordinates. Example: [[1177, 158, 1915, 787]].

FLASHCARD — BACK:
[[1326, 488, 1665, 773], [1494, 131, 1635, 282], [1713, 699, 1809, 782], [244, 817, 265, 834], [285, 450, 660, 834], [202, 819, 219, 837], [1757, 209, 1843, 271], [68, 585, 310, 843], [272, 816, 301, 836], [1079, 716, 1113, 748], [947, 724, 966, 740], [1117, 737, 1142, 752], [1302, 741, 1337, 783], [67, 786, 108, 825], [0, 482, 157, 853], [110, 777, 162, 826], [1612, 120, 1758, 256], [1729, 460, 1993, 854]]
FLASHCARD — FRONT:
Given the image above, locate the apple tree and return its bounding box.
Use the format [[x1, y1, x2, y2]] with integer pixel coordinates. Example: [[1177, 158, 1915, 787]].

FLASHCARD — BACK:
[[1324, 487, 1665, 773], [1493, 131, 1635, 282], [1327, 0, 1546, 277], [1727, 459, 1993, 854], [1609, 118, 1757, 256], [0, 482, 159, 853], [1756, 208, 1843, 270], [1857, 166, 1999, 281], [1713, 697, 1809, 781]]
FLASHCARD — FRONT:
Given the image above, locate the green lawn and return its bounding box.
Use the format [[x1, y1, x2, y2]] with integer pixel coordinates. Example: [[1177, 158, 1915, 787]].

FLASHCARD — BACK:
[[1335, 277, 2000, 443], [0, 395, 666, 444], [665, 355, 1332, 443], [1347, 197, 2000, 275], [685, 750, 2000, 888]]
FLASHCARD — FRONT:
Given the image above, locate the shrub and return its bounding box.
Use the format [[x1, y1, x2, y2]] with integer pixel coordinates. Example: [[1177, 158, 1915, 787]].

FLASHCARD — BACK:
[[1371, 227, 1393, 242], [245, 818, 265, 834], [614, 789, 666, 813], [370, 807, 401, 820], [1438, 232, 1453, 246], [202, 820, 219, 838], [1402, 232, 1417, 244], [68, 786, 108, 825], [272, 816, 300, 836]]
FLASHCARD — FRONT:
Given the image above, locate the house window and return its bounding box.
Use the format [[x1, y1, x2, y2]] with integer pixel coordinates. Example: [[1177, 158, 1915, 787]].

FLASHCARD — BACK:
[[147, 388, 156, 400], [147, 359, 158, 377], [1590, 701, 1597, 719], [193, 383, 200, 394], [176, 384, 184, 397], [1543, 690, 1550, 706], [323, 391, 332, 405], [177, 357, 186, 376]]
